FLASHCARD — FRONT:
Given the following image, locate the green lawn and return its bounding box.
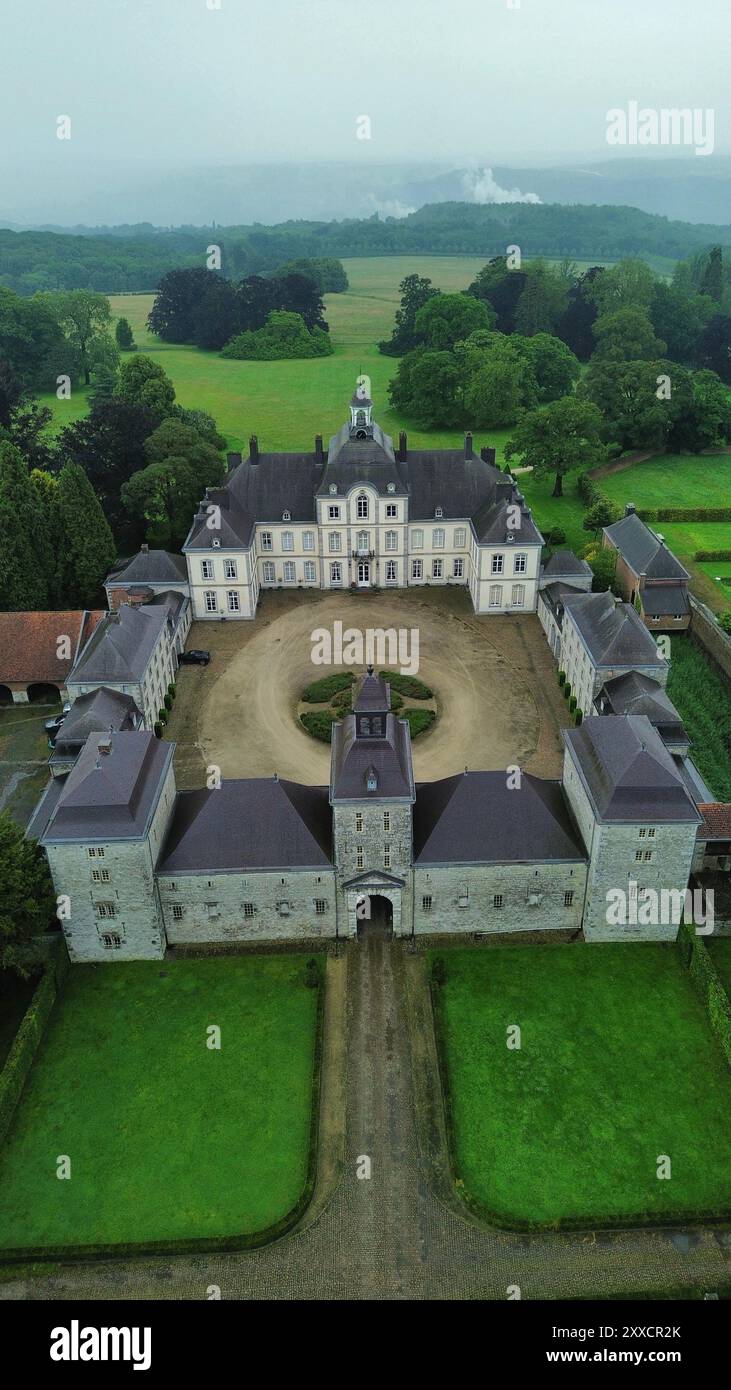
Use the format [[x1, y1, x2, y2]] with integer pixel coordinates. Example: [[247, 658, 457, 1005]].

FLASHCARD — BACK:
[[434, 943, 731, 1227], [707, 940, 731, 995], [0, 703, 59, 828], [0, 954, 321, 1253], [601, 454, 731, 511], [667, 635, 731, 801]]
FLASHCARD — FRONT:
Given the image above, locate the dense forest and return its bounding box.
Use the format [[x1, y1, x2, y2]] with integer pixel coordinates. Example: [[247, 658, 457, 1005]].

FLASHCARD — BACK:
[[3, 201, 731, 294]]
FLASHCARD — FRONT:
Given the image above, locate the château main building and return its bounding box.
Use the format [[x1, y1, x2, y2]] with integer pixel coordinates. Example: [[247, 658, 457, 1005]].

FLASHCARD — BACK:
[[183, 383, 544, 619]]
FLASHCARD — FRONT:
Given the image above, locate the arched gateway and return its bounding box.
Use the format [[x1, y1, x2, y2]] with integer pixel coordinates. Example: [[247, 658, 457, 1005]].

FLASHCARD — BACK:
[[356, 893, 394, 941]]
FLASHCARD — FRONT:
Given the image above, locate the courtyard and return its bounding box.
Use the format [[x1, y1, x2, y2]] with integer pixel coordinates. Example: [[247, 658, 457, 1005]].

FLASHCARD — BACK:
[[165, 587, 571, 788]]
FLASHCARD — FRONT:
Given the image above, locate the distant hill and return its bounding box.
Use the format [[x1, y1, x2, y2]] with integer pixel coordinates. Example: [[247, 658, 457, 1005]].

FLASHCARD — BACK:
[[2, 199, 731, 295]]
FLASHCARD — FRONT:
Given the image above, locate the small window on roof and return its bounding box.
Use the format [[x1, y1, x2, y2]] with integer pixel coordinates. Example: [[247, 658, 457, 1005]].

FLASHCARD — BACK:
[[329, 484, 338, 495], [387, 482, 396, 494], [282, 510, 291, 521], [435, 506, 443, 518]]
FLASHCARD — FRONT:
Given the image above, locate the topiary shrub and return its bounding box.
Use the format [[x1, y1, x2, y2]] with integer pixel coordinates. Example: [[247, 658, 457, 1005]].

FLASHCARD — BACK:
[[167, 683, 176, 700], [569, 695, 577, 713], [164, 695, 172, 712], [158, 708, 168, 725], [563, 683, 571, 700], [154, 721, 163, 738], [574, 708, 583, 724], [558, 670, 566, 687]]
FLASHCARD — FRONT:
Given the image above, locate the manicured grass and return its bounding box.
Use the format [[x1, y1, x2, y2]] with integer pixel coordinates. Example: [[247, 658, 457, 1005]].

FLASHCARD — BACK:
[[0, 954, 321, 1252], [667, 635, 731, 802], [434, 943, 731, 1226], [601, 454, 731, 511], [707, 940, 731, 995]]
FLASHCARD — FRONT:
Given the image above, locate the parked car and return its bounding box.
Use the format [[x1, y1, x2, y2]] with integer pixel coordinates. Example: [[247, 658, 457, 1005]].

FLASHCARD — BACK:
[[44, 714, 66, 736], [179, 650, 211, 666]]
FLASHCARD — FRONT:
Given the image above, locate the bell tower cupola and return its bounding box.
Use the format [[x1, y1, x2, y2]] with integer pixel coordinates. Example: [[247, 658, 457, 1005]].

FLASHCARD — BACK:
[[350, 377, 374, 439]]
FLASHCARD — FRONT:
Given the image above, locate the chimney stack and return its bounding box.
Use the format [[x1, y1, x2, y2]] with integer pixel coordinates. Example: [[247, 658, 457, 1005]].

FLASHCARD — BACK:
[[315, 433, 324, 463], [226, 451, 241, 474], [398, 430, 408, 461], [464, 432, 473, 459], [249, 435, 259, 464], [98, 734, 112, 756], [625, 502, 636, 516], [480, 445, 497, 466]]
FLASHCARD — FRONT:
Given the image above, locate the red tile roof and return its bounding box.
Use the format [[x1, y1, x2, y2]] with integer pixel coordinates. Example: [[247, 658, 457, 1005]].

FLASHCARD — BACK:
[[0, 611, 104, 684], [697, 804, 731, 840]]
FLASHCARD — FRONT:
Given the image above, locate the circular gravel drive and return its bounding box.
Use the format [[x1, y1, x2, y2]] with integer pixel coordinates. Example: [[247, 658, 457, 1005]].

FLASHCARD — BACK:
[[197, 590, 562, 785]]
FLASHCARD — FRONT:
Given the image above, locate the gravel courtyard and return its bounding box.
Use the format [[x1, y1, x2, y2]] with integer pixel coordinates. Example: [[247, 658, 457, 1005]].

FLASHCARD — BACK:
[[166, 588, 571, 788]]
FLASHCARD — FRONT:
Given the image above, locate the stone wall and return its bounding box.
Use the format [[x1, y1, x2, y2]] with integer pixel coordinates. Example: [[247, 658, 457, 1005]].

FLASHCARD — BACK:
[[689, 596, 731, 682], [412, 860, 587, 935], [159, 867, 337, 943]]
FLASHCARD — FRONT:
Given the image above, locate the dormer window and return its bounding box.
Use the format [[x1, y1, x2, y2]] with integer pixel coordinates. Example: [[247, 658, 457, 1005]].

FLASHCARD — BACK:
[[282, 510, 291, 522], [365, 766, 378, 793], [356, 495, 369, 520], [211, 538, 221, 549], [435, 506, 443, 518], [329, 484, 338, 495], [387, 482, 396, 494]]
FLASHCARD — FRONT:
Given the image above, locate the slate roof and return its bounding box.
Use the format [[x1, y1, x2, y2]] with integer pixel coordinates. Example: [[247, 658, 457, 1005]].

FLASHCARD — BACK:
[[539, 581, 591, 624], [158, 778, 332, 872], [68, 605, 172, 685], [353, 669, 391, 712], [106, 549, 188, 587], [596, 672, 686, 741], [413, 772, 586, 864], [564, 715, 700, 824], [542, 549, 592, 579], [563, 591, 666, 668], [331, 712, 415, 801], [0, 611, 104, 684], [696, 803, 731, 842], [183, 398, 543, 551], [53, 687, 142, 749], [37, 731, 173, 842], [640, 585, 690, 617], [603, 513, 690, 580]]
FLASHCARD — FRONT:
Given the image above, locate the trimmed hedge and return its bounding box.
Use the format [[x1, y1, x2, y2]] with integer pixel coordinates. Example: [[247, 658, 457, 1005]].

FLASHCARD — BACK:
[[0, 942, 68, 1148], [299, 711, 334, 743], [301, 672, 354, 703], [695, 549, 731, 562], [676, 922, 731, 1069], [642, 508, 731, 523], [404, 707, 436, 739], [378, 671, 433, 700]]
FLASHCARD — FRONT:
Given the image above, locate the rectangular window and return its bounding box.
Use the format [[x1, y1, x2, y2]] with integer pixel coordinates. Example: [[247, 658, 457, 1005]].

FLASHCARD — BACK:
[[283, 561, 296, 583], [386, 560, 397, 583], [384, 845, 391, 870], [172, 904, 184, 920], [386, 504, 398, 518], [243, 902, 255, 918], [314, 899, 328, 915], [648, 828, 656, 838], [383, 812, 390, 831], [205, 591, 218, 613], [493, 894, 503, 909], [564, 891, 574, 907], [356, 846, 364, 870], [422, 895, 433, 912], [453, 558, 464, 578], [262, 561, 275, 584], [260, 531, 273, 551], [454, 527, 467, 547], [328, 531, 341, 553], [304, 560, 316, 582], [100, 933, 122, 949], [644, 850, 653, 862], [281, 531, 294, 552], [96, 902, 116, 919], [635, 850, 643, 861], [328, 505, 340, 520], [511, 584, 525, 607], [87, 847, 104, 858], [432, 558, 443, 579], [513, 553, 527, 574], [432, 528, 445, 549], [330, 562, 342, 585], [385, 530, 398, 551], [201, 559, 214, 580], [412, 559, 423, 580], [91, 869, 110, 883], [357, 495, 369, 519], [492, 554, 504, 575], [355, 812, 364, 832], [224, 558, 237, 579], [411, 529, 423, 549], [303, 531, 315, 551], [489, 585, 502, 607], [639, 828, 646, 838], [227, 591, 240, 612]]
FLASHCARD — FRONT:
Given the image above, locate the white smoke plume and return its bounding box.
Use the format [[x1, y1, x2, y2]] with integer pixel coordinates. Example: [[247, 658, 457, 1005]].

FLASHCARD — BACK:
[[461, 167, 542, 205]]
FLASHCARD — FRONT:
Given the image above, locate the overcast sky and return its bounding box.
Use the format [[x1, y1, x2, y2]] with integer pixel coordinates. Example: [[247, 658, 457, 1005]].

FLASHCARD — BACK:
[[2, 0, 728, 168]]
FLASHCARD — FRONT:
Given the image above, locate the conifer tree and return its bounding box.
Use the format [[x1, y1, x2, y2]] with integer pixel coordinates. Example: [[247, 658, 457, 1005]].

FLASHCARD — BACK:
[[54, 463, 116, 608], [0, 442, 49, 610]]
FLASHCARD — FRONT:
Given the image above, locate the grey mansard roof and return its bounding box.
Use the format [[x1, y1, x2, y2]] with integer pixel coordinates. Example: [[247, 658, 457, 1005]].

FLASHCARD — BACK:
[[563, 715, 700, 824], [331, 712, 415, 802], [541, 550, 593, 582], [53, 687, 142, 747], [562, 591, 666, 668], [158, 778, 332, 872], [183, 409, 543, 551], [35, 731, 173, 842], [413, 771, 586, 864], [106, 549, 188, 587], [595, 672, 686, 743], [68, 604, 172, 685], [603, 513, 690, 580]]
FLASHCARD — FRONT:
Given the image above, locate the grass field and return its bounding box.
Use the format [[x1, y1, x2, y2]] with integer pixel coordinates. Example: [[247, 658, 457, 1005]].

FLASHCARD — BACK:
[[0, 703, 59, 828], [434, 943, 731, 1227], [0, 954, 321, 1253]]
